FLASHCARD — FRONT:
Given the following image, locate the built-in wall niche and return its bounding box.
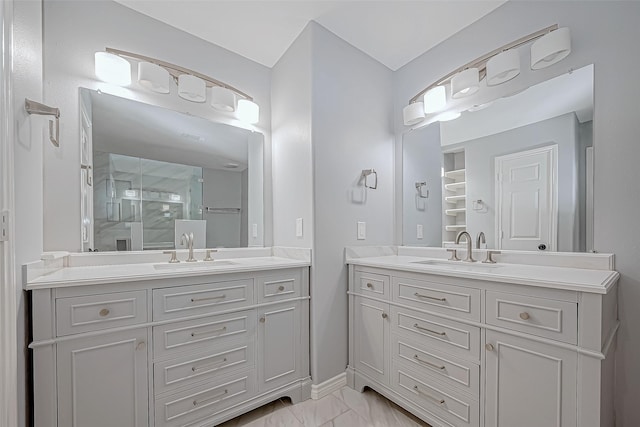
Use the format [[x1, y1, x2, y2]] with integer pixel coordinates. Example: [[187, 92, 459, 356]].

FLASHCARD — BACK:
[[79, 88, 265, 252], [402, 64, 594, 253]]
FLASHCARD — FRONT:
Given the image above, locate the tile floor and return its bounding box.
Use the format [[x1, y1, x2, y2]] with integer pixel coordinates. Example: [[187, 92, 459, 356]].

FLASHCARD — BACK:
[[217, 386, 431, 427]]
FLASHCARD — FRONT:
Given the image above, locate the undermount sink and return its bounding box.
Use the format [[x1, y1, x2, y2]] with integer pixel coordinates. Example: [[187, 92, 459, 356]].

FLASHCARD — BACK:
[[153, 260, 237, 270], [410, 259, 502, 271]]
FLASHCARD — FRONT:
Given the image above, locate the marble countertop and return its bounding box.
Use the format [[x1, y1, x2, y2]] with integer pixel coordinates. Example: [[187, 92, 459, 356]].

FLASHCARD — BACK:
[[348, 255, 619, 294], [26, 256, 310, 290]]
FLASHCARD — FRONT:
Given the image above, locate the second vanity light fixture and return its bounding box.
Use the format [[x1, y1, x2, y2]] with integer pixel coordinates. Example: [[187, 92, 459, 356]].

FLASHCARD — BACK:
[[403, 24, 572, 126], [94, 48, 260, 124]]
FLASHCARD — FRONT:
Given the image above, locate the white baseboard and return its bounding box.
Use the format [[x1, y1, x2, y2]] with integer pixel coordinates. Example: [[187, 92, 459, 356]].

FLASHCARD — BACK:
[[311, 372, 347, 400]]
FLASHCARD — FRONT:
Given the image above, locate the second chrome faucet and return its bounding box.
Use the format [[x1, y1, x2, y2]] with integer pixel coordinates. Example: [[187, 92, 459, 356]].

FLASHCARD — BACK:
[[181, 232, 197, 262]]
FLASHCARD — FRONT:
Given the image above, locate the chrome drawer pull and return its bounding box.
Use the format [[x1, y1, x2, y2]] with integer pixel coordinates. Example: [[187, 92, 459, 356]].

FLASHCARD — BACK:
[[190, 326, 227, 337], [191, 294, 226, 303], [366, 282, 374, 289], [414, 292, 446, 302], [413, 385, 445, 405], [191, 357, 228, 372], [413, 323, 447, 336], [192, 388, 228, 407], [519, 312, 530, 320], [99, 308, 110, 317], [413, 354, 445, 370]]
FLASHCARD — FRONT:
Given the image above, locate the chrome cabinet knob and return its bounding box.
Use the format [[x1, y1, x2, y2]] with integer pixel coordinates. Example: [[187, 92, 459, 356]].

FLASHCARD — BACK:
[[519, 312, 530, 320], [278, 285, 285, 291], [99, 308, 110, 317], [382, 312, 388, 319], [259, 317, 266, 323], [486, 343, 494, 351], [366, 283, 373, 288]]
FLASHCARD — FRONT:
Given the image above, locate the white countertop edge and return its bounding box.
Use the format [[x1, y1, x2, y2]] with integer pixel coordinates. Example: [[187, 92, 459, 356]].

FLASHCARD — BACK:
[[348, 258, 619, 294]]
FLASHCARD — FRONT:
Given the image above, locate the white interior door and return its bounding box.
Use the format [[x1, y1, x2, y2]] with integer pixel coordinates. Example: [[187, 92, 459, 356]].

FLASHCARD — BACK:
[[495, 145, 557, 251]]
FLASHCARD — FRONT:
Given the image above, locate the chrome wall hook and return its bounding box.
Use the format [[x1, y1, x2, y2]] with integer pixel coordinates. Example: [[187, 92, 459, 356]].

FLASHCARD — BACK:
[[415, 181, 428, 198], [25, 98, 61, 147]]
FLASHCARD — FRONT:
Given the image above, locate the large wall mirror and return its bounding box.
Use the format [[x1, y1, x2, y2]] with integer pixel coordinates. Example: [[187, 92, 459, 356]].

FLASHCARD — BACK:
[[80, 88, 264, 252], [403, 64, 593, 252]]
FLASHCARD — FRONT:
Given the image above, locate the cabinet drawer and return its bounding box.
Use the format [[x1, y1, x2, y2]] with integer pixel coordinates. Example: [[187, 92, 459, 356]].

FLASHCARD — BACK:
[[153, 310, 256, 359], [152, 279, 253, 321], [393, 362, 479, 427], [154, 342, 254, 395], [56, 290, 147, 336], [393, 277, 480, 321], [256, 272, 301, 303], [154, 371, 255, 427], [354, 271, 390, 299], [393, 335, 479, 397], [486, 291, 578, 344], [392, 306, 480, 362]]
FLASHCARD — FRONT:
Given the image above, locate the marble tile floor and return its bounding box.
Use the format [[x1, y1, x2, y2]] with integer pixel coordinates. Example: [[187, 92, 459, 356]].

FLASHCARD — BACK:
[[217, 386, 431, 427]]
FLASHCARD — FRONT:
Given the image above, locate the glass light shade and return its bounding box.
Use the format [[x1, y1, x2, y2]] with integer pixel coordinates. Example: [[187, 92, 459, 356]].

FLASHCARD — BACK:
[[178, 74, 206, 102], [402, 102, 425, 126], [210, 86, 236, 112], [531, 27, 571, 70], [237, 99, 260, 124], [451, 68, 479, 99], [95, 52, 131, 86], [435, 111, 461, 122], [423, 86, 446, 114], [137, 62, 170, 94], [486, 50, 520, 86]]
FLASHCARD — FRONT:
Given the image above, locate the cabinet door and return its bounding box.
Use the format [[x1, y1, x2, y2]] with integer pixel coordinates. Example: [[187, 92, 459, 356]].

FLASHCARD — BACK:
[[354, 297, 390, 384], [258, 301, 300, 392], [485, 330, 577, 427], [57, 329, 149, 427]]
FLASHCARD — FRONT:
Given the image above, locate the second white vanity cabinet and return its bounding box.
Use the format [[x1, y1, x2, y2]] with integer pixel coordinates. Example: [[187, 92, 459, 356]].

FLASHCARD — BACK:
[[30, 265, 311, 427], [347, 260, 618, 427]]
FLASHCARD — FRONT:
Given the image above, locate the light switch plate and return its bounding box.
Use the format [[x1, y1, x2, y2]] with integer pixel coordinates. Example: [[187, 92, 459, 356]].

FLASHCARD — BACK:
[[296, 218, 303, 237], [417, 224, 423, 239], [357, 222, 366, 240], [252, 224, 258, 238]]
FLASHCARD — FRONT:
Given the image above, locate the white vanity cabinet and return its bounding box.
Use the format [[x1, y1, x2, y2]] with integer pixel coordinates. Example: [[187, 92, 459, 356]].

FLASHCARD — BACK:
[[347, 264, 618, 427], [30, 266, 311, 427]]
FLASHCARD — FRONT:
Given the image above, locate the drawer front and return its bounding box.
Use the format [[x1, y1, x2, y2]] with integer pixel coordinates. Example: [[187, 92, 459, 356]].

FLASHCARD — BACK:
[[486, 291, 578, 344], [392, 306, 480, 362], [155, 372, 255, 427], [56, 290, 147, 336], [393, 335, 479, 396], [393, 362, 479, 427], [153, 279, 253, 321], [256, 272, 301, 303], [354, 271, 390, 299], [154, 342, 254, 395], [153, 310, 256, 359], [393, 277, 480, 321]]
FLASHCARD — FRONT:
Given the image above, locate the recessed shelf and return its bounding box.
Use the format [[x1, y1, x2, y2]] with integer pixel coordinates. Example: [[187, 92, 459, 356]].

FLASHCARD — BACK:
[[445, 181, 466, 191], [444, 169, 466, 180], [445, 224, 467, 231], [445, 208, 466, 216], [445, 195, 466, 203]]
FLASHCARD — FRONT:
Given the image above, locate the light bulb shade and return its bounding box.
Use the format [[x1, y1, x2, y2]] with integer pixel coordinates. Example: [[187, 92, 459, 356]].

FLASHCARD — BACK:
[[178, 74, 206, 102], [95, 52, 131, 86], [531, 27, 571, 70], [423, 86, 447, 114], [237, 99, 259, 124], [451, 68, 479, 99], [402, 102, 425, 126], [486, 50, 520, 86], [210, 86, 236, 112], [435, 111, 461, 122], [137, 62, 170, 93]]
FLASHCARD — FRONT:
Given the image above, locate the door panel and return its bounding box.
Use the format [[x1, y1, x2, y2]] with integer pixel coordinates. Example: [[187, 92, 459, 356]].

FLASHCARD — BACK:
[[355, 297, 389, 384], [258, 302, 299, 391]]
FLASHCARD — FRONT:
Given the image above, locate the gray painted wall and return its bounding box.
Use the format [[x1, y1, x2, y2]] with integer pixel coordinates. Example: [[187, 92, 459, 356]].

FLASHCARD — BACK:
[[394, 2, 640, 425]]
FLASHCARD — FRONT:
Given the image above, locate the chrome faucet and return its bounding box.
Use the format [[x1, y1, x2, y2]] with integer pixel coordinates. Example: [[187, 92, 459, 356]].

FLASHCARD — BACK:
[[455, 231, 475, 262], [476, 231, 486, 249], [181, 232, 197, 262]]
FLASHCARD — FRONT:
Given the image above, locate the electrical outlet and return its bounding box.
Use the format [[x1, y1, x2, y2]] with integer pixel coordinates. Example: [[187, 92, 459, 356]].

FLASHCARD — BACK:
[[417, 224, 423, 239], [252, 224, 258, 238], [0, 210, 8, 242], [357, 222, 366, 240], [296, 218, 303, 237]]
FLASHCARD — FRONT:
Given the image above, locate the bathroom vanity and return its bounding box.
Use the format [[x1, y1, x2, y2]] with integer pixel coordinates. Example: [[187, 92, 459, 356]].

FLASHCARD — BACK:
[[346, 246, 619, 427], [26, 248, 311, 427]]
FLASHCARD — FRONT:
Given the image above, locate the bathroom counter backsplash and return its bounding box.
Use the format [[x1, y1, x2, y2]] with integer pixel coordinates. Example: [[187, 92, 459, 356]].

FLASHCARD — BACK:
[[24, 247, 311, 290], [345, 246, 618, 294]]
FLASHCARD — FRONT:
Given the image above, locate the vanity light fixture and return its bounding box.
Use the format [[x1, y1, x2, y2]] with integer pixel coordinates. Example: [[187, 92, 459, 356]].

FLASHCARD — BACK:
[[424, 86, 447, 113], [451, 68, 480, 99], [137, 62, 170, 94], [402, 102, 426, 125], [404, 24, 571, 127], [94, 52, 131, 86], [94, 48, 259, 124]]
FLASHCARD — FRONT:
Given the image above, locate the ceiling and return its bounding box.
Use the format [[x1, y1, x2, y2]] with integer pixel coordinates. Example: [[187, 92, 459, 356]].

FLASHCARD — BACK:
[[113, 1, 506, 70]]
